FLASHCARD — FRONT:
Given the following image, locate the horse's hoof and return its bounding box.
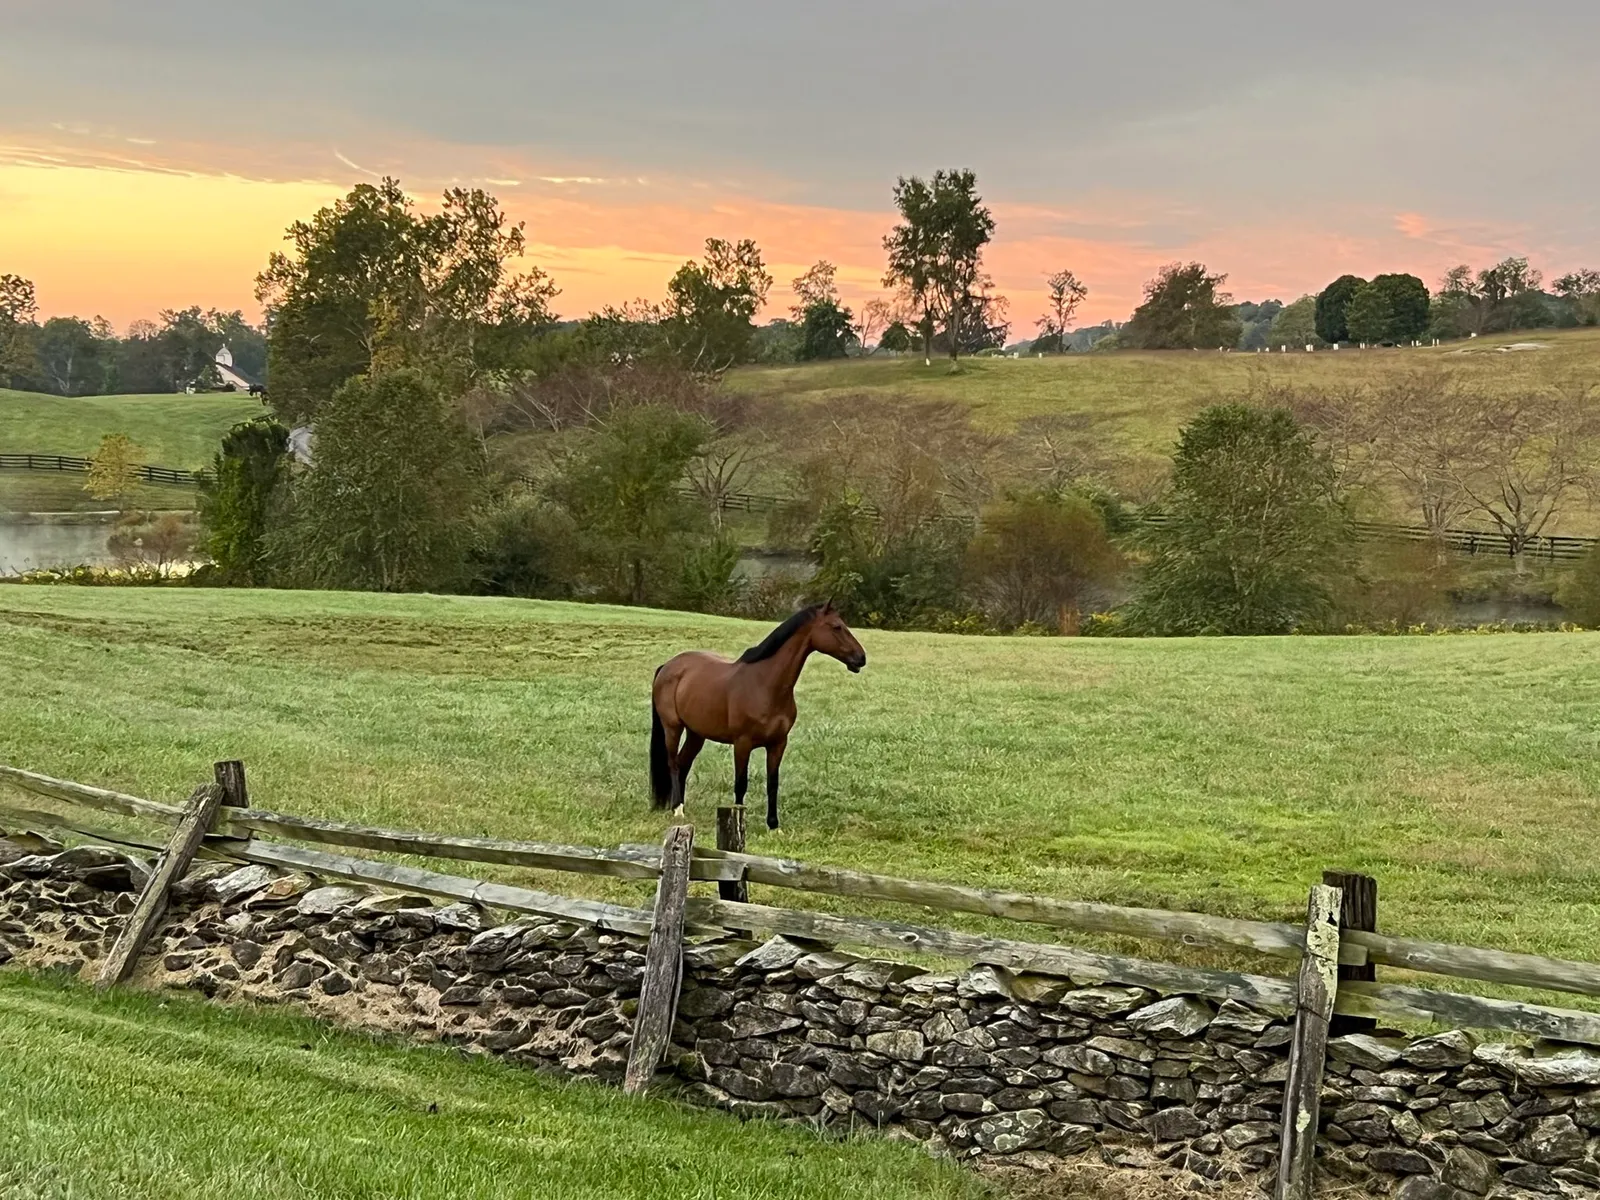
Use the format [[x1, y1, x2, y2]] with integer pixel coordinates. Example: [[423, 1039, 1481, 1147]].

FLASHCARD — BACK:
[[671, 806, 685, 819], [767, 820, 780, 832]]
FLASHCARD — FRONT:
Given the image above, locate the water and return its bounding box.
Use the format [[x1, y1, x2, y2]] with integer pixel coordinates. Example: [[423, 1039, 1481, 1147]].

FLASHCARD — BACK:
[[0, 515, 121, 574]]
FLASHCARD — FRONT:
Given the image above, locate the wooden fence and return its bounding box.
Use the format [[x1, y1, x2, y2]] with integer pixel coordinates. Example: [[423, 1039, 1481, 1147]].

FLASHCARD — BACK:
[[6, 757, 1600, 1198], [0, 453, 204, 488]]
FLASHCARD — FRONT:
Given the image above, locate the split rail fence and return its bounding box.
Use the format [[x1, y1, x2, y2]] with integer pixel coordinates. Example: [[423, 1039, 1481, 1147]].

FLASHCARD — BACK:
[[6, 760, 1600, 1199]]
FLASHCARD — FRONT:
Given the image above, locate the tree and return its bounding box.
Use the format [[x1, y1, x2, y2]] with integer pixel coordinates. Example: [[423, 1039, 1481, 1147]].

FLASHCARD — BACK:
[[1344, 282, 1394, 345], [257, 179, 557, 425], [883, 169, 996, 364], [84, 433, 144, 510], [789, 261, 839, 317], [35, 317, 108, 395], [1266, 296, 1322, 348], [1369, 274, 1430, 341], [796, 299, 858, 361], [0, 273, 38, 388], [272, 369, 483, 591], [966, 492, 1121, 632], [1035, 269, 1088, 352], [1121, 263, 1243, 350], [1555, 269, 1600, 326], [1557, 547, 1600, 626], [1314, 275, 1365, 344], [1125, 406, 1348, 634], [661, 238, 772, 372], [548, 405, 714, 604], [198, 416, 291, 583], [879, 320, 913, 353]]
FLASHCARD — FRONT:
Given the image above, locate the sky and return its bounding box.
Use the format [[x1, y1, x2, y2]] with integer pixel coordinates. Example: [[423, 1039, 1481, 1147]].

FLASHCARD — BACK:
[[4, 0, 1599, 334]]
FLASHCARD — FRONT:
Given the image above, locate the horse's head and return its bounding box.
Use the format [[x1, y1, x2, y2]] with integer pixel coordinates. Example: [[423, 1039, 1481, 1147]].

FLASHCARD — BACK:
[[810, 601, 867, 673]]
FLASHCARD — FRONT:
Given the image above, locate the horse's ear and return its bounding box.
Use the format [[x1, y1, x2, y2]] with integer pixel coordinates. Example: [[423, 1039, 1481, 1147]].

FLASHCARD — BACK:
[[822, 596, 834, 613]]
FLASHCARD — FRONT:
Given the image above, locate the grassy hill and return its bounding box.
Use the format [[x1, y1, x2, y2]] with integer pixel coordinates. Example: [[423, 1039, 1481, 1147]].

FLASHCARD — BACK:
[[2, 588, 1597, 983], [0, 972, 978, 1200], [0, 389, 259, 467]]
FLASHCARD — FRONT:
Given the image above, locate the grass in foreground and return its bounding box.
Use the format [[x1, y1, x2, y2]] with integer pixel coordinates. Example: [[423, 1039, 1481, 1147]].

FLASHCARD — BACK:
[[2, 588, 1599, 979], [0, 389, 259, 468], [0, 473, 200, 514], [0, 971, 985, 1200]]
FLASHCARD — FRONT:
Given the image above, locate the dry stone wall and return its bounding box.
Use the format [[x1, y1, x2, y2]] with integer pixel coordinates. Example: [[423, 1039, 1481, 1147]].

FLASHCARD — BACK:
[[6, 838, 1600, 1199]]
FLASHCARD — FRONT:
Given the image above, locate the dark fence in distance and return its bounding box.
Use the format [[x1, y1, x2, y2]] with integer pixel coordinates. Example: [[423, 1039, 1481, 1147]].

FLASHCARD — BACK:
[[7, 452, 1594, 561]]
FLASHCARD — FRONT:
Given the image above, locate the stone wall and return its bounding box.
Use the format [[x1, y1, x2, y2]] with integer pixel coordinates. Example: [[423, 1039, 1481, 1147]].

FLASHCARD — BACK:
[[5, 838, 1600, 1199]]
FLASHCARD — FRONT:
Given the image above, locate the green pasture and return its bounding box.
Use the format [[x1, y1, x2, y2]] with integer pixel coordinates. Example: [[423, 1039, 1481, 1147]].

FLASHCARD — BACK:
[[1, 588, 1597, 985], [0, 389, 258, 467], [0, 972, 980, 1200]]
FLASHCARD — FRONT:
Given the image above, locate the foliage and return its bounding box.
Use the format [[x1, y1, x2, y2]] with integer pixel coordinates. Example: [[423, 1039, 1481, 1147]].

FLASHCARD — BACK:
[[751, 319, 801, 364], [1122, 263, 1243, 350], [198, 416, 291, 584], [966, 491, 1123, 631], [257, 178, 557, 425], [106, 511, 198, 576], [1554, 269, 1600, 326], [1125, 405, 1348, 634], [1314, 275, 1365, 344], [789, 260, 839, 317], [1343, 282, 1394, 345], [1233, 299, 1284, 351], [806, 490, 969, 628], [662, 238, 772, 371], [467, 494, 579, 599], [878, 320, 913, 352], [796, 299, 858, 361], [1266, 296, 1323, 348], [84, 433, 144, 508], [1370, 274, 1431, 341], [1557, 547, 1600, 626], [1036, 269, 1088, 351], [1331, 541, 1458, 628], [882, 168, 996, 362], [270, 369, 483, 591], [546, 404, 713, 604], [1433, 257, 1551, 337], [674, 534, 746, 613]]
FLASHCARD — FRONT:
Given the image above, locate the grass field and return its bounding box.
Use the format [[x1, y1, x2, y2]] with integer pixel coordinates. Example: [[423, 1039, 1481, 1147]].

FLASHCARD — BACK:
[[0, 472, 199, 514], [0, 972, 981, 1200], [2, 587, 1598, 983], [0, 389, 259, 467]]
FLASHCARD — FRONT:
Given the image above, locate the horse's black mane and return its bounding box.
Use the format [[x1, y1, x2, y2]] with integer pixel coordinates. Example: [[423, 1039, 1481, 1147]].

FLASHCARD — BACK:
[[737, 605, 822, 664]]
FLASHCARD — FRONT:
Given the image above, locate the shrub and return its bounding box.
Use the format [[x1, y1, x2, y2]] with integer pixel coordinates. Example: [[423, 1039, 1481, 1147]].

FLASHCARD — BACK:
[[966, 491, 1123, 632], [1557, 547, 1600, 626], [198, 416, 290, 584], [468, 495, 579, 599]]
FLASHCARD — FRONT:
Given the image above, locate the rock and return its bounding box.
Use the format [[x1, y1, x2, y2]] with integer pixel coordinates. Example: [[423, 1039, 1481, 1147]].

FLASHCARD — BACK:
[[1058, 987, 1150, 1018], [1439, 1147, 1496, 1196], [1390, 1109, 1424, 1146], [1010, 975, 1070, 1005], [729, 1002, 801, 1040], [1048, 1124, 1095, 1155], [770, 1063, 826, 1097], [1127, 997, 1213, 1039], [1475, 1043, 1600, 1087], [245, 874, 311, 908], [1368, 1148, 1433, 1175], [1208, 999, 1273, 1036], [973, 1108, 1049, 1154], [1041, 1045, 1114, 1076], [1402, 1031, 1476, 1069], [851, 1092, 902, 1124], [956, 965, 1012, 1000], [297, 886, 363, 917], [354, 892, 435, 915], [1084, 1035, 1154, 1062], [1519, 1114, 1586, 1164], [1500, 1164, 1554, 1191], [318, 972, 354, 997], [278, 962, 317, 991], [1219, 1121, 1275, 1150], [1146, 1106, 1207, 1142], [793, 951, 857, 980], [942, 1092, 996, 1116], [676, 987, 733, 1019], [432, 904, 486, 933], [229, 940, 263, 970], [438, 985, 486, 1006], [1392, 1179, 1459, 1200], [840, 961, 923, 990], [736, 936, 806, 973], [1328, 1033, 1407, 1069], [682, 939, 754, 970], [863, 1030, 925, 1063], [211, 865, 277, 904]]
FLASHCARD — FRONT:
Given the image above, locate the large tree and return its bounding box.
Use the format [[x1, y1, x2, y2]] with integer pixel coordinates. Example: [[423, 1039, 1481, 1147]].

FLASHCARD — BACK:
[[272, 369, 483, 591], [883, 169, 996, 364], [257, 179, 557, 426], [662, 238, 772, 371], [1035, 269, 1089, 353], [1343, 283, 1394, 345], [1369, 273, 1430, 341], [199, 416, 291, 584], [1121, 263, 1243, 350], [0, 273, 39, 388], [35, 317, 108, 396], [1125, 406, 1348, 634], [1266, 296, 1322, 348], [1314, 274, 1365, 344], [788, 260, 856, 361]]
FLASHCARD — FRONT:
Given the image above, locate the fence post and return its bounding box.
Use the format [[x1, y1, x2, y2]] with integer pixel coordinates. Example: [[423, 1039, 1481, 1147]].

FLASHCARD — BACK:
[[1323, 870, 1377, 1035], [716, 806, 747, 903], [96, 782, 226, 989], [624, 823, 694, 1096], [213, 759, 250, 851], [1275, 884, 1343, 1200]]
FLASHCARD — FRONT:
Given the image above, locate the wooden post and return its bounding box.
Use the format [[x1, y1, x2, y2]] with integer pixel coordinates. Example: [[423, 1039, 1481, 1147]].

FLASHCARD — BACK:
[[212, 759, 250, 851], [1276, 884, 1343, 1200], [716, 805, 748, 903], [96, 783, 226, 989], [624, 824, 694, 1096], [1323, 870, 1377, 1035]]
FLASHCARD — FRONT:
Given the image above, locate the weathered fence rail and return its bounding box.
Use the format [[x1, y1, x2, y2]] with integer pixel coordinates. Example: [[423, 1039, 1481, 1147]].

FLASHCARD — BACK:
[[0, 453, 205, 487], [10, 758, 1600, 1199]]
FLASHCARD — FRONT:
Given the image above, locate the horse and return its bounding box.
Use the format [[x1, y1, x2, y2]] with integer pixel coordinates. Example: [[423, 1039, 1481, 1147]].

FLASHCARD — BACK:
[[649, 602, 866, 831]]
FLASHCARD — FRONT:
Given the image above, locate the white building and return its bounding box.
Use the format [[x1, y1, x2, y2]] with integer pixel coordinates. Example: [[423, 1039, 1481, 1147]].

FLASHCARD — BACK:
[[213, 344, 259, 393]]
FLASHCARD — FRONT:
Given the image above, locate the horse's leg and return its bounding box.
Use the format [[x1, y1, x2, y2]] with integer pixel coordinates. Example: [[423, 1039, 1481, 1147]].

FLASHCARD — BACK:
[[673, 732, 704, 819], [765, 737, 787, 832], [732, 738, 753, 811]]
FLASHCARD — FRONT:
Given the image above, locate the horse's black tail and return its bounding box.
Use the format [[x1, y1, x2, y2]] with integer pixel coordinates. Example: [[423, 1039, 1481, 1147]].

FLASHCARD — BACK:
[[650, 670, 671, 809]]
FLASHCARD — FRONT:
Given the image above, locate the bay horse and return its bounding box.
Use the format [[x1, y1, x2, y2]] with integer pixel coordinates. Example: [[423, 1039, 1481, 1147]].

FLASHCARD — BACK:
[[650, 602, 866, 830]]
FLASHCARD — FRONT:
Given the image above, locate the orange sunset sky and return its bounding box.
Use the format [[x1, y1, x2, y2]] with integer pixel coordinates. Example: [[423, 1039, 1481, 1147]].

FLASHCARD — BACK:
[[6, 2, 1599, 335]]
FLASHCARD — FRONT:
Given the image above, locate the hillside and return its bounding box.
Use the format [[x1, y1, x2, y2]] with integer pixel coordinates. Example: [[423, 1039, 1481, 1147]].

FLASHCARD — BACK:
[[2, 588, 1597, 976], [0, 389, 260, 467]]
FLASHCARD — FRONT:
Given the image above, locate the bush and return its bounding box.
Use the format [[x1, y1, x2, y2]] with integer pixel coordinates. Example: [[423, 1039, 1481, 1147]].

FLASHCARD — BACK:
[[1330, 541, 1457, 628], [966, 492, 1123, 632], [107, 511, 198, 577], [1124, 405, 1349, 635], [199, 416, 290, 584], [674, 535, 746, 613], [1557, 547, 1600, 626], [807, 491, 969, 628], [468, 495, 579, 598]]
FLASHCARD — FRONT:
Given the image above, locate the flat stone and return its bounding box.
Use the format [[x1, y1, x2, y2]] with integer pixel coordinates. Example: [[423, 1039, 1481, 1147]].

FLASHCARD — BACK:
[[211, 865, 277, 904], [230, 940, 263, 970], [736, 936, 806, 972], [1085, 1035, 1154, 1062], [1058, 986, 1150, 1018], [244, 873, 312, 908], [1402, 1030, 1476, 1069], [841, 961, 923, 990], [973, 1108, 1049, 1154], [729, 1002, 801, 1040], [1126, 997, 1213, 1039], [1328, 1034, 1407, 1069], [956, 965, 1012, 999], [1475, 1043, 1600, 1087], [863, 1030, 925, 1063], [682, 939, 755, 970], [1519, 1114, 1586, 1164], [432, 904, 486, 932], [1368, 1148, 1433, 1175], [1209, 999, 1274, 1035], [1041, 1045, 1114, 1076], [1219, 1121, 1275, 1150], [770, 1063, 826, 1097], [1146, 1106, 1207, 1142], [297, 886, 363, 917], [1440, 1147, 1497, 1196], [1010, 975, 1071, 1005], [1392, 1180, 1459, 1200], [792, 951, 857, 980]]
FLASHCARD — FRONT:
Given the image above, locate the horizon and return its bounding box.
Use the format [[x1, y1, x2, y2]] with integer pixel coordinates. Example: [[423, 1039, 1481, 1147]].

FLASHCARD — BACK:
[[5, 1, 1599, 332]]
